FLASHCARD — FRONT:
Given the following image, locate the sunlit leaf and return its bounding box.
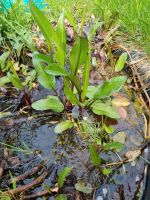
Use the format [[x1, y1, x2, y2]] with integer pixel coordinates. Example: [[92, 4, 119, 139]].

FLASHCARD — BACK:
[[115, 52, 127, 72], [54, 120, 73, 133], [65, 10, 78, 32], [33, 53, 53, 64], [58, 167, 72, 188], [94, 76, 127, 99], [31, 96, 64, 112]]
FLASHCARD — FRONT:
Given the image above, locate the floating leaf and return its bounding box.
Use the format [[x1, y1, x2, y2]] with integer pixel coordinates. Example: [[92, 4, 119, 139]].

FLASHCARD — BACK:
[[113, 131, 126, 144], [89, 144, 101, 166], [103, 168, 112, 175], [75, 181, 92, 194], [31, 96, 64, 112], [58, 167, 72, 188], [91, 102, 120, 119], [54, 120, 73, 133], [115, 52, 127, 72], [94, 76, 127, 99], [104, 142, 123, 152]]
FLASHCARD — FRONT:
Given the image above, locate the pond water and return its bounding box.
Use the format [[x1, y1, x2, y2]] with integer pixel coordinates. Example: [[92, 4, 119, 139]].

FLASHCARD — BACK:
[[0, 88, 149, 199]]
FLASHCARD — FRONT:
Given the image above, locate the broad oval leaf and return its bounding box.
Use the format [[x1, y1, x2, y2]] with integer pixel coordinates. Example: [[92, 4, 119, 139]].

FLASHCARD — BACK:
[[54, 120, 73, 133], [58, 166, 72, 188], [94, 76, 127, 99], [45, 64, 68, 76], [104, 142, 123, 151], [91, 102, 120, 119], [115, 52, 128, 72], [31, 96, 64, 112]]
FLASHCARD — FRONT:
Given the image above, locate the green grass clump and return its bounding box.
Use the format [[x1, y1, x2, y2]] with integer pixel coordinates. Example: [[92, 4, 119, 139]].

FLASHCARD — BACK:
[[92, 0, 150, 53]]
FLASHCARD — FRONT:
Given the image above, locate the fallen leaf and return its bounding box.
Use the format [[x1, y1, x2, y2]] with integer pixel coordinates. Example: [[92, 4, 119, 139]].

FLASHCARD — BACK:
[[117, 107, 127, 119], [113, 131, 126, 144], [125, 149, 141, 161], [112, 97, 130, 107]]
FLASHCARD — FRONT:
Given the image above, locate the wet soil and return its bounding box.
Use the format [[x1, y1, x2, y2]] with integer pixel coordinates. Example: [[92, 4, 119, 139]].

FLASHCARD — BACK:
[[0, 86, 149, 200]]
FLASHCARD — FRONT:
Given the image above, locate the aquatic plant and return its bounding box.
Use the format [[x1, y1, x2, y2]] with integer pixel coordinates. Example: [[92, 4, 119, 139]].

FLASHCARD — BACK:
[[29, 0, 127, 120]]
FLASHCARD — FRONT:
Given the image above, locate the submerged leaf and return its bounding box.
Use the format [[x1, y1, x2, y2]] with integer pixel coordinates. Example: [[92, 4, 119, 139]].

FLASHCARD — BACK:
[[104, 142, 123, 152], [89, 144, 101, 166], [75, 181, 92, 194], [31, 96, 64, 112], [54, 120, 73, 133], [58, 167, 72, 188], [56, 194, 67, 200]]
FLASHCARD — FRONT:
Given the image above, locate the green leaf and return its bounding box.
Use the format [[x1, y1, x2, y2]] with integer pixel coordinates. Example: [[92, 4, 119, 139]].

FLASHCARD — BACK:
[[86, 85, 99, 99], [0, 112, 12, 118], [103, 124, 114, 134], [33, 53, 53, 64], [65, 10, 78, 32], [31, 96, 64, 112], [58, 167, 72, 188], [0, 51, 10, 71], [29, 0, 58, 49], [45, 64, 68, 76], [75, 181, 92, 194], [94, 76, 127, 99], [70, 36, 88, 75], [55, 11, 66, 67], [64, 79, 79, 105], [56, 194, 67, 200], [0, 76, 10, 87], [81, 53, 90, 101], [91, 102, 120, 119], [7, 72, 24, 91], [89, 144, 101, 166], [104, 142, 123, 151], [102, 168, 112, 175], [115, 53, 127, 72], [54, 120, 73, 133]]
